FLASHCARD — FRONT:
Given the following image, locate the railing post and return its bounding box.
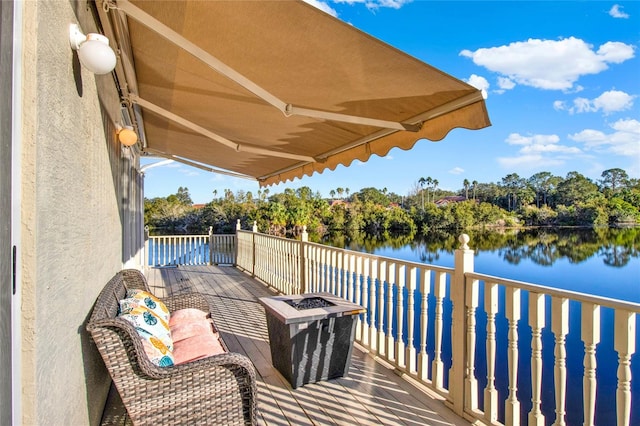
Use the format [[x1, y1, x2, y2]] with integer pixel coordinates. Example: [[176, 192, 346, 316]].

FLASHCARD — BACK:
[[208, 226, 213, 265], [450, 234, 475, 416], [143, 225, 149, 268], [300, 225, 308, 294], [234, 220, 241, 266], [251, 221, 257, 277]]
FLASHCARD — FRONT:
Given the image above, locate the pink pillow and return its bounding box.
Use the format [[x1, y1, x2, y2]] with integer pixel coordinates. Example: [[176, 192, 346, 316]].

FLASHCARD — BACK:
[[173, 333, 226, 365], [169, 308, 208, 328], [170, 319, 216, 342]]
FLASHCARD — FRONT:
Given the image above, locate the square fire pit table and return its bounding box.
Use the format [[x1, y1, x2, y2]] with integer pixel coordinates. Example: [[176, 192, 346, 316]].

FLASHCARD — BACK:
[[259, 292, 366, 388]]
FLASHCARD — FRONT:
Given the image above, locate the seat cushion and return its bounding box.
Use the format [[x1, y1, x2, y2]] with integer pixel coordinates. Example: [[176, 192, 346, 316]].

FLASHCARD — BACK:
[[173, 333, 226, 365], [169, 308, 209, 328], [170, 319, 216, 342]]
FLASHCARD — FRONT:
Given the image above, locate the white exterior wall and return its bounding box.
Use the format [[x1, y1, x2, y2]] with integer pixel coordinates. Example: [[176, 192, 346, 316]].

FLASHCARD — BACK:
[[17, 1, 141, 424]]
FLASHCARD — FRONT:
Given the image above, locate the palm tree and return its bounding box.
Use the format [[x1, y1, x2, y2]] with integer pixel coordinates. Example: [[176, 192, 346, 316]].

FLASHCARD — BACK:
[[472, 180, 478, 201], [329, 189, 336, 200], [431, 179, 439, 203], [418, 177, 426, 210], [463, 179, 470, 199]]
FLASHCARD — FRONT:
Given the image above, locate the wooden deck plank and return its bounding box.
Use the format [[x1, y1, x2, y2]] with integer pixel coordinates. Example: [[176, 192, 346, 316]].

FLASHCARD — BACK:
[[102, 265, 470, 426]]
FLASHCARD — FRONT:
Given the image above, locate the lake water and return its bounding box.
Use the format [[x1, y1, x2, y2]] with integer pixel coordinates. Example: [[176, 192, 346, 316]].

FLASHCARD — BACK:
[[320, 227, 640, 425], [321, 227, 640, 303]]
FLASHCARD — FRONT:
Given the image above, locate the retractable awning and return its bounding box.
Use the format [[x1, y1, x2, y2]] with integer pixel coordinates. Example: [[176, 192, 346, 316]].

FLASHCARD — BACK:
[[100, 0, 490, 186]]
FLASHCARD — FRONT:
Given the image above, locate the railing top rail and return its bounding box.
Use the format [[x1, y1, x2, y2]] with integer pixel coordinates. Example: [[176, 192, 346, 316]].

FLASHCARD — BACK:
[[467, 271, 640, 312], [238, 229, 455, 274], [305, 239, 455, 274], [237, 229, 296, 243], [148, 233, 234, 238]]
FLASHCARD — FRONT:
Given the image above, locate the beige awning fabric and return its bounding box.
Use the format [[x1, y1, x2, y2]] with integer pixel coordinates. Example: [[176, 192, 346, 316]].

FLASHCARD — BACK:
[[104, 0, 490, 186]]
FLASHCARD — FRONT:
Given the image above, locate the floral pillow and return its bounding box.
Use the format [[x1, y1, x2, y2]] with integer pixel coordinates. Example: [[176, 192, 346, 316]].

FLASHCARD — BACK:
[[119, 306, 173, 352], [135, 327, 175, 367], [121, 289, 170, 323]]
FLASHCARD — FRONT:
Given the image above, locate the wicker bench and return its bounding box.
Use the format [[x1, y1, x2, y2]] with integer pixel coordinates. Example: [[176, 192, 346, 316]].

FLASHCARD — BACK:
[[87, 269, 257, 425]]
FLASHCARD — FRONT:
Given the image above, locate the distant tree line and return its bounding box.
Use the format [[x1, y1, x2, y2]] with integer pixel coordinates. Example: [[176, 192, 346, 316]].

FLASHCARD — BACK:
[[144, 168, 640, 236]]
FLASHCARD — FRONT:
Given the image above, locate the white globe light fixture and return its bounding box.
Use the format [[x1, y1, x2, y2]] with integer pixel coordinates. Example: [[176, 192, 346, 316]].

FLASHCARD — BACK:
[[117, 125, 139, 147], [69, 24, 117, 75]]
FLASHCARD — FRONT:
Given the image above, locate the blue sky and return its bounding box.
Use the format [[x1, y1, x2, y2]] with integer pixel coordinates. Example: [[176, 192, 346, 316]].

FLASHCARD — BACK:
[[141, 1, 640, 204]]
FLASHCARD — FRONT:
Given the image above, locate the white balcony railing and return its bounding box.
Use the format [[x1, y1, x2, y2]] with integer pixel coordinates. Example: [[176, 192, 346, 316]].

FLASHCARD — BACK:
[[144, 226, 236, 266], [146, 222, 639, 426], [235, 224, 639, 426]]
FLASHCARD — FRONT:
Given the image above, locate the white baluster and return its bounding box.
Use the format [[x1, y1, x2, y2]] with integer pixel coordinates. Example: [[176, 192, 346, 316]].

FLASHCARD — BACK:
[[552, 297, 569, 426], [484, 282, 499, 422], [406, 266, 417, 374], [386, 263, 396, 362], [528, 292, 546, 426], [355, 256, 363, 341], [418, 268, 431, 382], [377, 260, 386, 356], [505, 287, 521, 426], [396, 264, 406, 369], [581, 302, 600, 426], [361, 257, 370, 347], [615, 310, 636, 426], [432, 271, 447, 389], [465, 279, 479, 411], [370, 258, 379, 353]]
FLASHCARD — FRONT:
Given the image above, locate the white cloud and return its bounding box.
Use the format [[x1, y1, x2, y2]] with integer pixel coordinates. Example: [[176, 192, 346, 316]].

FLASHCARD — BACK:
[[557, 90, 636, 115], [569, 118, 640, 157], [553, 100, 566, 111], [497, 154, 564, 169], [466, 74, 490, 93], [609, 4, 630, 19], [499, 133, 581, 170], [593, 90, 635, 113], [460, 37, 635, 91], [597, 42, 635, 63], [497, 77, 516, 91], [449, 167, 465, 175], [332, 0, 412, 10], [505, 133, 560, 146], [302, 0, 338, 16]]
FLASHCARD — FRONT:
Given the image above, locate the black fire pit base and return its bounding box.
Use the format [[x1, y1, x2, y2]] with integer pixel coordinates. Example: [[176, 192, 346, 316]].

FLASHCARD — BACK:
[[259, 293, 366, 389]]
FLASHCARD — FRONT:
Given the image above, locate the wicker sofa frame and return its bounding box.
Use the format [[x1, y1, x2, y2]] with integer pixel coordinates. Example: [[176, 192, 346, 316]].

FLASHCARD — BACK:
[[87, 269, 258, 425]]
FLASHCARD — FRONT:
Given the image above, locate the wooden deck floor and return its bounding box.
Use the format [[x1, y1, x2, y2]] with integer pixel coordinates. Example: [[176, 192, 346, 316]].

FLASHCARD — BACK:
[[102, 265, 470, 426]]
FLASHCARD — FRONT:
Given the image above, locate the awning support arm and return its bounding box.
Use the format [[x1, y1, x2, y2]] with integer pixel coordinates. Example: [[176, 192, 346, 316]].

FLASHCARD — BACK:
[[115, 0, 421, 132], [143, 149, 258, 181], [130, 95, 317, 163]]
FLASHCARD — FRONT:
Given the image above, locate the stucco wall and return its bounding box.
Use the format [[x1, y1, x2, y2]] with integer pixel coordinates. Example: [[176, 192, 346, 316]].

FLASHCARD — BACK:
[[19, 1, 136, 424]]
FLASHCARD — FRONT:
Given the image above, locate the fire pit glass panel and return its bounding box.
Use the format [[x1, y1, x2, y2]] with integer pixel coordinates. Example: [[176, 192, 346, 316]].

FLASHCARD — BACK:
[[259, 293, 366, 388]]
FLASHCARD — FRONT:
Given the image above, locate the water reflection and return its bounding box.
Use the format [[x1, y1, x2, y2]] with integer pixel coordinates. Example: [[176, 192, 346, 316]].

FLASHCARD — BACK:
[[319, 227, 640, 268]]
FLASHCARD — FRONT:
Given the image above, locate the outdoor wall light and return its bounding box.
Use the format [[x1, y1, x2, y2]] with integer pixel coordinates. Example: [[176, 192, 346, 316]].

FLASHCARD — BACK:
[[69, 24, 117, 75], [116, 124, 138, 146]]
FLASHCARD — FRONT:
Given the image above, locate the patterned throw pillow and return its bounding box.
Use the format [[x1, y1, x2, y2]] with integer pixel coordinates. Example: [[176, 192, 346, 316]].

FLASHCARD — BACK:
[[135, 327, 175, 367], [121, 289, 171, 323], [119, 306, 173, 352]]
